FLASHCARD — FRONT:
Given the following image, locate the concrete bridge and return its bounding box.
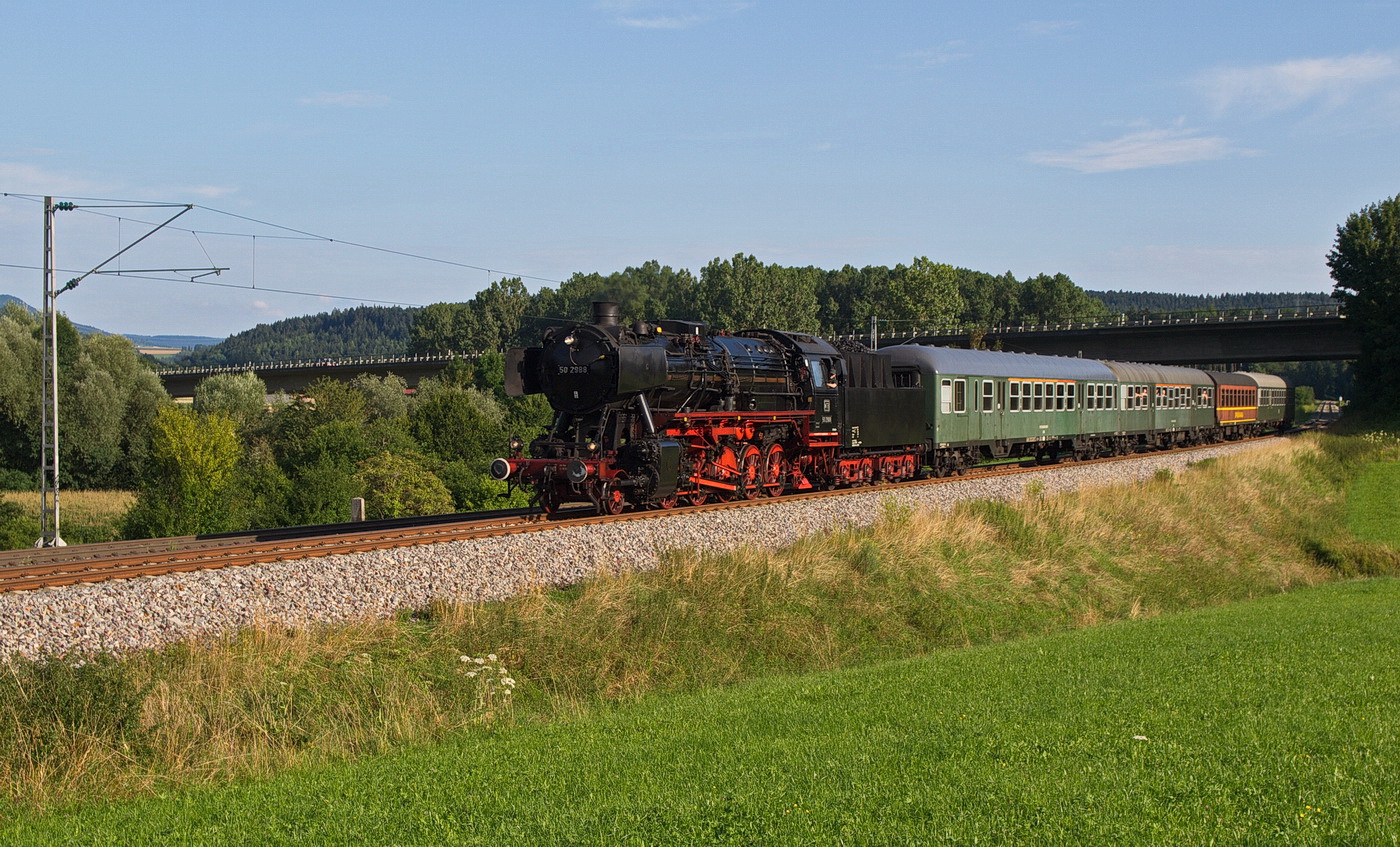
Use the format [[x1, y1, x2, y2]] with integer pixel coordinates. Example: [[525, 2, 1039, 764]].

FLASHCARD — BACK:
[[156, 306, 1357, 398]]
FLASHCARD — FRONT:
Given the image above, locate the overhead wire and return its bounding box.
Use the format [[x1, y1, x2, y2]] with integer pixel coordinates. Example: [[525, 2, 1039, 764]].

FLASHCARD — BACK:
[[0, 261, 426, 307], [0, 192, 564, 307]]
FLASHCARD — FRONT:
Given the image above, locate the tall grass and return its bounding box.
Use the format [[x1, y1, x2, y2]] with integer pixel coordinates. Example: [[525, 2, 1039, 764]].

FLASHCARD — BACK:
[[0, 490, 134, 548], [0, 433, 1396, 817]]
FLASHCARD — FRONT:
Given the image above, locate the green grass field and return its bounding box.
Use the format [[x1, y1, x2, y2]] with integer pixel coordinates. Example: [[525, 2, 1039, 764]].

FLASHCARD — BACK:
[[1349, 461, 1400, 548], [7, 578, 1395, 846]]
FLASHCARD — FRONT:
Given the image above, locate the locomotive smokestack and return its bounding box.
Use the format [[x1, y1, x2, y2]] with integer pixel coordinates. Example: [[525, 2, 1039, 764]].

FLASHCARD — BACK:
[[592, 301, 620, 327]]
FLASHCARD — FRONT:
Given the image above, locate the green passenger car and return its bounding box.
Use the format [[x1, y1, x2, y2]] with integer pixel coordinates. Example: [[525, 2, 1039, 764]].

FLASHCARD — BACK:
[[875, 346, 1121, 474]]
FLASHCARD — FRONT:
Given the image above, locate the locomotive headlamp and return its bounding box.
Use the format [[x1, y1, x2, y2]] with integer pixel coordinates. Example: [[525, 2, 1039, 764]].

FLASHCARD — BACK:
[[566, 459, 589, 484], [586, 440, 599, 453], [563, 333, 577, 346], [508, 436, 524, 453]]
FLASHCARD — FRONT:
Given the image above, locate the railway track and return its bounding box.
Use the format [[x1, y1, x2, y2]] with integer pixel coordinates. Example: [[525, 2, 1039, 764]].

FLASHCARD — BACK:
[[0, 436, 1285, 594]]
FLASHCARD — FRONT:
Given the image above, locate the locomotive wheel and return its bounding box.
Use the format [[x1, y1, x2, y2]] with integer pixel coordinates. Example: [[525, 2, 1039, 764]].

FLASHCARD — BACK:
[[687, 491, 708, 506], [598, 474, 628, 516], [737, 444, 762, 499], [760, 443, 785, 497], [713, 445, 740, 501], [657, 493, 680, 510]]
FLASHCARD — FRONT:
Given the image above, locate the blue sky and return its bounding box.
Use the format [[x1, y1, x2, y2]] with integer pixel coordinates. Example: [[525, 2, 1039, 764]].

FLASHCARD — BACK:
[[2, 1, 1398, 338]]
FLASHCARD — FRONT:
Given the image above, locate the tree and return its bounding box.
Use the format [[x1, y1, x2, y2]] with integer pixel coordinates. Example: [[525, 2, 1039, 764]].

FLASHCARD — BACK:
[[124, 407, 241, 537], [303, 376, 367, 425], [355, 452, 454, 519], [1328, 194, 1400, 413], [1019, 273, 1108, 325], [455, 278, 532, 353], [696, 254, 820, 331], [410, 380, 507, 465], [0, 306, 169, 489], [956, 269, 1023, 328], [885, 257, 966, 328], [194, 371, 268, 434], [0, 305, 43, 477], [409, 302, 463, 356], [351, 373, 411, 422]]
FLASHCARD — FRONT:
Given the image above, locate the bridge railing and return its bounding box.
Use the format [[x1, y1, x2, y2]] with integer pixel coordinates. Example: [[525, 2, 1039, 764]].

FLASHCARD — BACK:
[[832, 304, 1343, 345], [154, 351, 482, 377]]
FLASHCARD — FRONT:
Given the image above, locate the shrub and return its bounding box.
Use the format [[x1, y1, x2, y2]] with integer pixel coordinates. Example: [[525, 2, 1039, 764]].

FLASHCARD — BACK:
[[0, 500, 39, 550], [355, 452, 454, 519]]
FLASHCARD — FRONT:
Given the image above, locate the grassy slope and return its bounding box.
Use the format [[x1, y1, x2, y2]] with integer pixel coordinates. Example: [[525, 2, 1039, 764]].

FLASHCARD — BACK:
[[7, 578, 1396, 845]]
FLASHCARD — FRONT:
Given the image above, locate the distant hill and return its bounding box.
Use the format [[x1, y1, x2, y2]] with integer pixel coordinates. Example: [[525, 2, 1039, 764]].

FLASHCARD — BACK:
[[174, 305, 419, 366], [1087, 290, 1335, 315], [125, 333, 227, 350], [1, 294, 222, 349]]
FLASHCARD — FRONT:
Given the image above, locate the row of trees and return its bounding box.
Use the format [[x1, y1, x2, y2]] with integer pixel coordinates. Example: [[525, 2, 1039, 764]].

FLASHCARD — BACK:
[[0, 304, 167, 491], [408, 256, 1111, 355]]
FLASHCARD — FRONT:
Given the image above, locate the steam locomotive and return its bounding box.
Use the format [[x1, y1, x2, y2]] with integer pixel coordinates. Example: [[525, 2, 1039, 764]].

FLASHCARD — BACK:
[[490, 301, 1291, 514]]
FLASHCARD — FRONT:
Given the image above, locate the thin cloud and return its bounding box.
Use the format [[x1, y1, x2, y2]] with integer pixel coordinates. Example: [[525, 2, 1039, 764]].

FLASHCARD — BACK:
[[598, 0, 750, 29], [0, 161, 105, 195], [899, 41, 972, 70], [1197, 53, 1399, 115], [299, 91, 392, 108], [152, 184, 238, 200], [1027, 128, 1250, 173], [1019, 20, 1078, 37]]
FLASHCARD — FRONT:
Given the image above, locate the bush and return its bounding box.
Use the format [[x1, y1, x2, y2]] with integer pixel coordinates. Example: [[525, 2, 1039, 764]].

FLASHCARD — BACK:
[[355, 452, 454, 519], [0, 468, 34, 491], [0, 500, 39, 551]]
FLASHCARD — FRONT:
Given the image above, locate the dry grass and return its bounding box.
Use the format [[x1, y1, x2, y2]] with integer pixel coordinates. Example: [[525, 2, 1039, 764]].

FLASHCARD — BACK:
[[1, 490, 134, 521]]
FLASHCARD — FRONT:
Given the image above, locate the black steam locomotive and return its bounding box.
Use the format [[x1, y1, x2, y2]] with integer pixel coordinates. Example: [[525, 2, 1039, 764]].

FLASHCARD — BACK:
[[491, 301, 924, 513]]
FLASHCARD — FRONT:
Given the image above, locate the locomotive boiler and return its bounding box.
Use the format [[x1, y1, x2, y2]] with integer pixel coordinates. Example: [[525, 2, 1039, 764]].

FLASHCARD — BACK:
[[490, 301, 927, 513]]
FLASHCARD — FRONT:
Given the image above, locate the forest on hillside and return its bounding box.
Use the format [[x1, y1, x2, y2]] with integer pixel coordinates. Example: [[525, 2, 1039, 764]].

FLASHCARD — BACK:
[[176, 306, 418, 366]]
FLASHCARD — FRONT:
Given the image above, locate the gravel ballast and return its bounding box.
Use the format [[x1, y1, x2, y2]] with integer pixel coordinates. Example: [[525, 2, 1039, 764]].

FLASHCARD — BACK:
[[0, 441, 1280, 660]]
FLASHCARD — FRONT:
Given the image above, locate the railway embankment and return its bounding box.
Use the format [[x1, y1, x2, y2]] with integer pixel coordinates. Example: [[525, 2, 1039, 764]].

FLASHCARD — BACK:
[[0, 430, 1394, 817]]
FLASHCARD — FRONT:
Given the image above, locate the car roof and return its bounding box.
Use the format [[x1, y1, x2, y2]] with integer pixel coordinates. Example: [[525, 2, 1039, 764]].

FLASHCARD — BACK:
[[876, 345, 1118, 380]]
